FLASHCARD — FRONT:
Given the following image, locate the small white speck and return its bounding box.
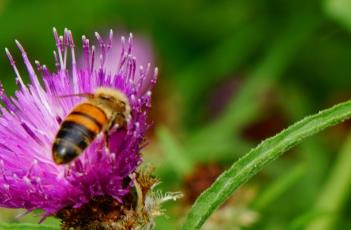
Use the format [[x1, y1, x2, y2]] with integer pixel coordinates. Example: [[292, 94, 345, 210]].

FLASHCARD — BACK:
[[23, 176, 31, 185]]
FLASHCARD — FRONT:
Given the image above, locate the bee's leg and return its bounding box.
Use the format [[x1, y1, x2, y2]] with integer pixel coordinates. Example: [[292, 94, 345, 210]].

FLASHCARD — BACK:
[[104, 130, 110, 151], [114, 112, 127, 131], [103, 126, 111, 153], [104, 113, 118, 153]]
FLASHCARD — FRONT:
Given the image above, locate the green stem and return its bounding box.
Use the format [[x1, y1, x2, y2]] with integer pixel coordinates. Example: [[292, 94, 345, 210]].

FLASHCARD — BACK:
[[182, 99, 351, 230]]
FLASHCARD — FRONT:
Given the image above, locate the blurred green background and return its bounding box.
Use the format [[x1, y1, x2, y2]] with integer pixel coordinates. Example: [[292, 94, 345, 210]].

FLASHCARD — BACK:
[[1, 0, 351, 229]]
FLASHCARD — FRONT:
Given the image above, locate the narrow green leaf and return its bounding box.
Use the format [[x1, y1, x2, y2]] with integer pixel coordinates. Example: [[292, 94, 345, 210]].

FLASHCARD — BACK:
[[289, 210, 327, 230], [0, 223, 59, 230], [252, 164, 306, 211], [305, 132, 351, 230], [182, 99, 351, 229]]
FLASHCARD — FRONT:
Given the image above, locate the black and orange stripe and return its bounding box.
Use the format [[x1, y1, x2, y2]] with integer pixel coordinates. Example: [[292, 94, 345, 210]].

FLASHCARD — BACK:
[[52, 103, 107, 164]]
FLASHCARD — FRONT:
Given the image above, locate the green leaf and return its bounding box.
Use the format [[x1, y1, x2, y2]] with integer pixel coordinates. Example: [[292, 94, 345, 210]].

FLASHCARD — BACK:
[[182, 99, 351, 230], [0, 223, 59, 230]]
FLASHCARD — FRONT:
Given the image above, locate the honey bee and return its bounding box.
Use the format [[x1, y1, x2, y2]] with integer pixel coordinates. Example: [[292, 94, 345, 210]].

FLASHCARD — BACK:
[[52, 87, 131, 165]]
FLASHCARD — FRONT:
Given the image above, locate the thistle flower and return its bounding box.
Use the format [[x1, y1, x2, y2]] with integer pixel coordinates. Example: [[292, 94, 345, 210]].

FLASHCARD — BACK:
[[0, 28, 160, 224], [85, 30, 154, 76]]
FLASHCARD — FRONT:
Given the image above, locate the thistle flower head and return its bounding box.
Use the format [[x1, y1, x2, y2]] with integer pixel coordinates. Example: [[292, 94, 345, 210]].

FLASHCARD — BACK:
[[0, 28, 158, 218]]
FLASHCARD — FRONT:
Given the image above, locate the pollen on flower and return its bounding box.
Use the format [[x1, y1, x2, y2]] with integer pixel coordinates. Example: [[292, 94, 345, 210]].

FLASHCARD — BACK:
[[0, 27, 167, 227]]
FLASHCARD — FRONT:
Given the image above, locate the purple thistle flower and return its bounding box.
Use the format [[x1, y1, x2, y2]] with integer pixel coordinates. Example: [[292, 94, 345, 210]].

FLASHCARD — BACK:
[[0, 28, 158, 218]]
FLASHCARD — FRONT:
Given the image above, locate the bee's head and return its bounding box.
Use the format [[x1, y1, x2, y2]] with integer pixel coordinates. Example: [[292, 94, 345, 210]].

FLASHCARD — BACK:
[[95, 87, 131, 122]]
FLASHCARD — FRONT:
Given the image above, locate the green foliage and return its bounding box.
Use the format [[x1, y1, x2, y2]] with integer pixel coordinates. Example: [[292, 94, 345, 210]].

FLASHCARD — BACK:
[[1, 0, 351, 229], [305, 133, 351, 229], [157, 126, 192, 176], [0, 223, 59, 230], [325, 0, 351, 31], [252, 164, 306, 211]]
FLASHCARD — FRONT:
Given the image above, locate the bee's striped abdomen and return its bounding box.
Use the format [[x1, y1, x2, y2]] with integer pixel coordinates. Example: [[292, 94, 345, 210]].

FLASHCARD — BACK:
[[52, 103, 107, 164]]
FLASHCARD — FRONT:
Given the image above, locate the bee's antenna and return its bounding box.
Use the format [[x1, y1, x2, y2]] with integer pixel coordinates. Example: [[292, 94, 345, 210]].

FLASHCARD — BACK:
[[57, 93, 94, 98]]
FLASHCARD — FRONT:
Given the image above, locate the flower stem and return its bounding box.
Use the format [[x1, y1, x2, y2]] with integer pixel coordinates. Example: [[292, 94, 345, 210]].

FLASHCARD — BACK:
[[182, 99, 351, 230]]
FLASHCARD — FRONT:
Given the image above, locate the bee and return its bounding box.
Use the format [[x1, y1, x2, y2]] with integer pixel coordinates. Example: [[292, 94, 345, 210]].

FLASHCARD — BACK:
[[52, 87, 131, 165]]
